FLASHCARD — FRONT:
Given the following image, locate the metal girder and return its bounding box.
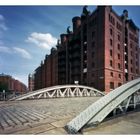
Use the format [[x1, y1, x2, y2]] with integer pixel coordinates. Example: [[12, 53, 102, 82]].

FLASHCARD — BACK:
[[65, 78, 140, 134], [10, 85, 104, 101], [134, 95, 136, 109], [125, 96, 132, 111], [118, 105, 124, 112]]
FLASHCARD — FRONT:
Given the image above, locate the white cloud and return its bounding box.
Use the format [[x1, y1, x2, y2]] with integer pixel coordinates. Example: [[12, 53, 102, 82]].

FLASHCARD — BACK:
[[0, 15, 4, 21], [0, 46, 11, 53], [0, 46, 31, 59], [13, 47, 32, 59], [0, 24, 8, 31], [0, 14, 8, 31], [26, 32, 57, 49], [0, 40, 3, 45]]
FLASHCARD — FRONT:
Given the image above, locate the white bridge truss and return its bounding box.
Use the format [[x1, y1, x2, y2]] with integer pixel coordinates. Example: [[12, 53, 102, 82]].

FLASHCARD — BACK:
[[65, 78, 140, 134], [10, 85, 104, 101]]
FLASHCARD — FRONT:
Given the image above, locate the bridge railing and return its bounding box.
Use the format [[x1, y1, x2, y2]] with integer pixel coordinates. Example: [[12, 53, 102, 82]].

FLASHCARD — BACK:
[[10, 85, 104, 101], [65, 78, 140, 134]]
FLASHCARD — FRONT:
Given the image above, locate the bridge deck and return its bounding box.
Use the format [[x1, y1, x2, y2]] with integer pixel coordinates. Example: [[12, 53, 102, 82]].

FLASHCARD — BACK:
[[0, 97, 140, 134], [0, 97, 100, 134]]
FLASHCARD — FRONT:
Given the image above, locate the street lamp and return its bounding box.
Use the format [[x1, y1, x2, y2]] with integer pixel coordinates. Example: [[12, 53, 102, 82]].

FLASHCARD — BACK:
[[3, 90, 5, 101], [74, 81, 79, 85]]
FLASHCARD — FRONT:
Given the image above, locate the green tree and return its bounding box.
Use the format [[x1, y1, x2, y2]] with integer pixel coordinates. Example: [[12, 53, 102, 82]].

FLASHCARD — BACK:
[[0, 82, 8, 92]]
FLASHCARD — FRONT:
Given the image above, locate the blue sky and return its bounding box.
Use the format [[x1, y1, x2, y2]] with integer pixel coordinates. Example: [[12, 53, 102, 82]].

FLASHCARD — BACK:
[[0, 6, 140, 86]]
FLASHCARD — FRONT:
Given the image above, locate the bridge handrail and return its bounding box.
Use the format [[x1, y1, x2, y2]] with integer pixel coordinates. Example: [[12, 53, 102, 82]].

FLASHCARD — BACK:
[[10, 84, 104, 101], [65, 78, 140, 133]]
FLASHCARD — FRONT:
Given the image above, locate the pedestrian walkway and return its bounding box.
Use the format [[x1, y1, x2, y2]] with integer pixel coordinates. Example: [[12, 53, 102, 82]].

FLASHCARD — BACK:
[[0, 97, 140, 134], [0, 97, 100, 134]]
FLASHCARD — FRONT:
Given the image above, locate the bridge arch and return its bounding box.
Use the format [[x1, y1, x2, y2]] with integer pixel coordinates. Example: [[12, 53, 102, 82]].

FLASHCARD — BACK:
[[10, 85, 104, 101], [65, 78, 140, 134]]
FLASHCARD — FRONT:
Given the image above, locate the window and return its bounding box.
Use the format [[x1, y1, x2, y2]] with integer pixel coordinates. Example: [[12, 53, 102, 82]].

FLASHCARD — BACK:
[[130, 59, 133, 64], [110, 72, 113, 77], [136, 54, 138, 59], [112, 17, 115, 25], [131, 67, 133, 73], [119, 74, 121, 79], [136, 61, 138, 66], [131, 77, 133, 80], [109, 14, 111, 21], [110, 50, 112, 57], [117, 22, 122, 31], [136, 69, 138, 74], [110, 82, 114, 89], [92, 31, 95, 38], [118, 44, 120, 50], [118, 34, 120, 41], [130, 43, 132, 49], [92, 62, 95, 68], [109, 15, 115, 25], [91, 41, 95, 47], [110, 60, 113, 67], [92, 73, 94, 77], [118, 63, 121, 69], [131, 51, 133, 56], [92, 52, 94, 57], [110, 28, 113, 35], [118, 83, 122, 87], [118, 54, 120, 59], [110, 39, 113, 46]]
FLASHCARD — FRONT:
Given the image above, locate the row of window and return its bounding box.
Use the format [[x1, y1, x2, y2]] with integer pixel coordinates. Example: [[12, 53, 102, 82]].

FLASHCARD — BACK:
[[130, 68, 139, 74], [109, 14, 115, 26], [110, 60, 121, 69], [116, 22, 122, 31], [110, 72, 122, 79], [129, 33, 138, 43], [110, 82, 122, 89], [92, 57, 138, 73], [109, 14, 122, 31], [110, 60, 139, 73], [109, 39, 138, 55], [110, 39, 121, 49], [130, 43, 138, 51], [130, 51, 138, 61], [110, 50, 121, 59], [91, 37, 121, 50], [130, 59, 139, 66], [110, 29, 121, 41]]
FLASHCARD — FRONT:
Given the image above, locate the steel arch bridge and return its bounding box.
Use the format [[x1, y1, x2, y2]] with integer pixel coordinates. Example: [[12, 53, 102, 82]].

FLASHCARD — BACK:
[[65, 78, 140, 134], [10, 85, 105, 101]]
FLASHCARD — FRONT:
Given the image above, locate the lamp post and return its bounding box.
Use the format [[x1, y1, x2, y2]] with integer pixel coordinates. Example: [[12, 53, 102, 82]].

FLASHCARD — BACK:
[[74, 81, 79, 85], [3, 90, 5, 101]]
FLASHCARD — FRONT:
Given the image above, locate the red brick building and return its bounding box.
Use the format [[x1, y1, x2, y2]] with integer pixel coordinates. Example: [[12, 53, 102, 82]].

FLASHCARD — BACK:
[[0, 73, 27, 94], [30, 6, 140, 93], [32, 48, 58, 90]]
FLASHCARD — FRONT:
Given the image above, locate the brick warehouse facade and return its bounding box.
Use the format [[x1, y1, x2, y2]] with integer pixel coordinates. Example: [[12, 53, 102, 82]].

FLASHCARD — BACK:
[[0, 73, 27, 94], [29, 6, 140, 93], [32, 48, 58, 90]]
